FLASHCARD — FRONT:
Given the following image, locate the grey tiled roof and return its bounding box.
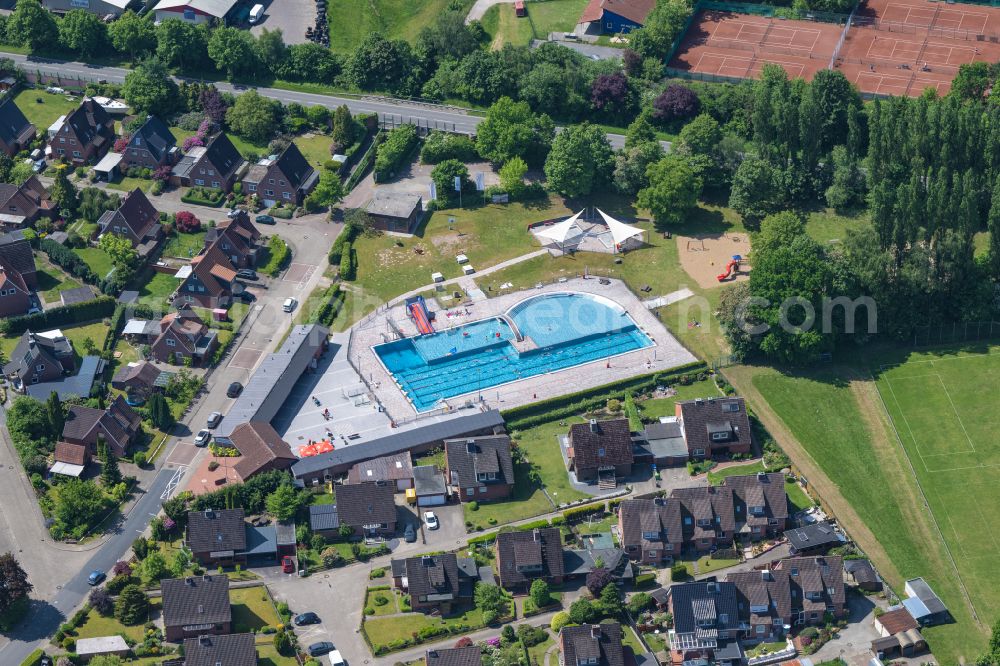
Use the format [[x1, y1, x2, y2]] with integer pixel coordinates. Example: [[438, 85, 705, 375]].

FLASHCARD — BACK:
[[426, 645, 482, 666], [784, 521, 845, 550], [413, 465, 446, 496], [618, 498, 683, 551], [495, 528, 564, 587], [568, 419, 633, 471], [335, 482, 396, 528], [347, 451, 413, 484], [184, 633, 256, 666], [445, 435, 515, 489], [560, 623, 625, 666], [397, 553, 464, 600], [186, 508, 247, 554], [668, 581, 740, 634], [161, 575, 231, 628], [677, 397, 751, 453], [309, 504, 340, 531]]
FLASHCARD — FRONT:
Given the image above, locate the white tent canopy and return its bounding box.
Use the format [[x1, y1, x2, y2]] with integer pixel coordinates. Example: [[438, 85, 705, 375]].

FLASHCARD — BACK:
[[597, 209, 644, 246], [535, 210, 586, 244]]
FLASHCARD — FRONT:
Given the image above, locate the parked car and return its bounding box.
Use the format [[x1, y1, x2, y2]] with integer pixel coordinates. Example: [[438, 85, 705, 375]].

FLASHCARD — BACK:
[[226, 208, 242, 218], [282, 556, 295, 574], [308, 642, 335, 657], [227, 382, 243, 398], [31, 159, 45, 173], [207, 411, 223, 429], [329, 649, 346, 666], [403, 523, 416, 542], [249, 3, 264, 23], [283, 297, 297, 313], [423, 511, 439, 530], [46, 86, 65, 94], [194, 429, 212, 447], [236, 269, 258, 281], [255, 214, 276, 225], [294, 612, 321, 626], [239, 290, 257, 303], [87, 570, 106, 586]]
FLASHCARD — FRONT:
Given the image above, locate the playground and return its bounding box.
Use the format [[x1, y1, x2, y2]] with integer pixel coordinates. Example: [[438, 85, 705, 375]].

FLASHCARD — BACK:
[[675, 232, 751, 289]]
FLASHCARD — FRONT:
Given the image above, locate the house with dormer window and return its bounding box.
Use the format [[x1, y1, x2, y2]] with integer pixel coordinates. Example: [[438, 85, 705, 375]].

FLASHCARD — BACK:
[[0, 98, 36, 157], [675, 397, 752, 459], [97, 188, 163, 257], [666, 580, 744, 666], [389, 553, 478, 614], [46, 99, 115, 165], [119, 115, 178, 171], [444, 435, 515, 502], [617, 497, 683, 564], [241, 143, 317, 207], [176, 243, 237, 309], [558, 623, 626, 666], [565, 418, 634, 488], [495, 527, 565, 591]]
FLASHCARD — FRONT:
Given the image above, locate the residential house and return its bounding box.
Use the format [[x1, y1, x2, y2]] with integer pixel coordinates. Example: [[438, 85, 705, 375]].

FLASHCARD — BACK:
[[47, 99, 115, 165], [61, 395, 142, 458], [672, 485, 736, 553], [425, 646, 481, 666], [41, 0, 135, 18], [119, 115, 178, 171], [186, 508, 248, 567], [666, 581, 744, 666], [161, 575, 232, 642], [784, 521, 846, 555], [151, 310, 219, 366], [346, 452, 414, 491], [727, 568, 792, 642], [874, 607, 918, 639], [0, 231, 37, 289], [205, 212, 261, 268], [366, 191, 424, 233], [390, 553, 476, 614], [675, 397, 752, 459], [558, 623, 626, 666], [153, 0, 240, 24], [565, 418, 633, 487], [176, 244, 238, 309], [242, 143, 317, 207], [844, 559, 882, 592], [111, 360, 165, 398], [871, 609, 927, 660], [413, 465, 448, 506], [183, 633, 257, 666], [495, 528, 565, 591], [772, 555, 847, 625], [229, 422, 297, 482], [97, 188, 163, 257], [725, 472, 789, 541], [0, 260, 32, 317], [0, 175, 55, 229], [562, 547, 633, 585], [171, 132, 247, 191], [902, 577, 949, 625], [445, 435, 515, 503], [617, 497, 683, 565], [0, 97, 36, 156], [333, 481, 397, 540], [51, 440, 90, 477], [3, 329, 75, 390], [579, 0, 654, 34]]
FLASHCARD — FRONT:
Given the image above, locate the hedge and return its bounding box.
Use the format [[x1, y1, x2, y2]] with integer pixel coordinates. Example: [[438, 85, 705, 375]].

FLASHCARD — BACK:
[[504, 362, 708, 430], [516, 519, 552, 531], [262, 236, 291, 277], [40, 238, 97, 284], [339, 243, 356, 280], [374, 125, 419, 182], [345, 131, 382, 192], [0, 295, 116, 336], [312, 286, 345, 327], [19, 648, 44, 666], [420, 132, 477, 164], [180, 186, 225, 207], [561, 504, 606, 522], [328, 223, 360, 264]]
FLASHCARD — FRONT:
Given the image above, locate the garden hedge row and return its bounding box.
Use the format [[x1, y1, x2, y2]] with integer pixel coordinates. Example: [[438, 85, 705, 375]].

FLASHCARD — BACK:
[[311, 286, 346, 327], [0, 295, 116, 336], [374, 125, 419, 182], [180, 186, 225, 207], [262, 236, 291, 277], [561, 504, 606, 522], [40, 238, 97, 284], [19, 649, 43, 666], [345, 131, 382, 192], [503, 361, 708, 430]]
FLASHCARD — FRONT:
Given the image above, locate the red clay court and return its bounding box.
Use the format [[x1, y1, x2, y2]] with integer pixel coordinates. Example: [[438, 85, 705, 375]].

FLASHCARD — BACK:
[[669, 0, 1000, 96]]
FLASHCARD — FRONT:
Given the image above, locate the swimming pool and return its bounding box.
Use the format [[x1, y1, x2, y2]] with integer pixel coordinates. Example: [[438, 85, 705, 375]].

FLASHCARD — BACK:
[[374, 292, 653, 412]]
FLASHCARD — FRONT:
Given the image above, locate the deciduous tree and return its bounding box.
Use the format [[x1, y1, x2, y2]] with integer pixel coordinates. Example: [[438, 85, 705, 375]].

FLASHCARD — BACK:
[[58, 9, 107, 58], [637, 154, 702, 227], [8, 0, 57, 52], [0, 553, 32, 614], [226, 90, 280, 145], [122, 58, 178, 116], [544, 123, 613, 198], [108, 10, 155, 61], [208, 26, 257, 79], [476, 97, 554, 167]]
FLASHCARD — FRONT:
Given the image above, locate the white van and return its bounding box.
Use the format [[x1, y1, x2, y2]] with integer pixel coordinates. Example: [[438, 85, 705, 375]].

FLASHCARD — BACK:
[[328, 650, 346, 666], [283, 297, 297, 313], [249, 4, 264, 23]]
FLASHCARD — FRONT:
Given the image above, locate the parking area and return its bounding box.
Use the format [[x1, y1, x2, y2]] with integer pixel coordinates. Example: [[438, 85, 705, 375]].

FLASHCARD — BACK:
[[229, 346, 264, 370], [284, 262, 317, 283], [248, 0, 316, 44]]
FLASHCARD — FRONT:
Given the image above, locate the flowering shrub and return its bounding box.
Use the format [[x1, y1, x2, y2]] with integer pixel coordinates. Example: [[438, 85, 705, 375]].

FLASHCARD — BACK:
[[175, 211, 201, 233], [153, 165, 172, 182], [114, 135, 131, 153]]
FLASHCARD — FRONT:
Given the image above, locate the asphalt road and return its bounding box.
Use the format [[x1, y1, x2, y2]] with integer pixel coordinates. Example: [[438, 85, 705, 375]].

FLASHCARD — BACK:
[[7, 52, 669, 151]]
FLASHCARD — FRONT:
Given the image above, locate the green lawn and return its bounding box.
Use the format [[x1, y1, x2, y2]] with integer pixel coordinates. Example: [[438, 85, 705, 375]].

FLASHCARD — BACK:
[[512, 417, 591, 506], [13, 89, 80, 131], [228, 133, 269, 159], [230, 586, 282, 633], [257, 641, 299, 666], [526, 633, 555, 665], [294, 133, 334, 168], [74, 600, 161, 643], [66, 219, 99, 240], [707, 461, 765, 485], [365, 587, 400, 616], [326, 0, 472, 53], [34, 261, 81, 303], [804, 209, 867, 245], [138, 271, 181, 308], [636, 378, 720, 421], [463, 459, 555, 529], [106, 175, 153, 193], [481, 3, 535, 48], [784, 477, 814, 513], [75, 247, 116, 279], [524, 0, 591, 36], [7, 321, 112, 363], [362, 605, 485, 647], [752, 361, 988, 663], [162, 230, 207, 259]]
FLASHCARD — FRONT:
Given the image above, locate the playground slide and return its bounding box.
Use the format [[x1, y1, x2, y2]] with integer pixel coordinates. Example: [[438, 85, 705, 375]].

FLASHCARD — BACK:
[[409, 302, 435, 335], [717, 258, 739, 282]]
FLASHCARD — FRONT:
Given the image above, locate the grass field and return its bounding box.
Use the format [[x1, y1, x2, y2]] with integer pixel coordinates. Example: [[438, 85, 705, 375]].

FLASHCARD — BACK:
[[481, 4, 535, 48], [294, 133, 334, 168], [231, 586, 282, 633], [326, 0, 472, 53], [162, 230, 207, 259], [106, 175, 152, 193], [13, 89, 80, 130], [523, 0, 591, 36], [35, 262, 81, 303], [513, 416, 591, 506], [751, 358, 990, 663], [138, 271, 181, 308], [75, 247, 115, 279], [362, 605, 486, 647]]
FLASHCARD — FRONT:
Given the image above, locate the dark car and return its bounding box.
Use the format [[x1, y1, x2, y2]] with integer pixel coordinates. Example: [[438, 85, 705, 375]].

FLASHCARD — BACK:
[[87, 570, 106, 586], [294, 612, 321, 626], [256, 214, 276, 225], [227, 382, 243, 398], [308, 641, 335, 657], [403, 523, 416, 543], [236, 269, 258, 281], [239, 290, 257, 303]]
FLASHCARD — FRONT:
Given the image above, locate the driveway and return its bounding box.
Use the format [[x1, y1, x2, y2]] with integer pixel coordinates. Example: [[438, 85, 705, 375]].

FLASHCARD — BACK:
[[248, 0, 316, 44], [810, 593, 881, 665]]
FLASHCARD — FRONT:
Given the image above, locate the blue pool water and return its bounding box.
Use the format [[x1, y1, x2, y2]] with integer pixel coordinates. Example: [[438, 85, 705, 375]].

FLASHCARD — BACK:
[[374, 293, 653, 411]]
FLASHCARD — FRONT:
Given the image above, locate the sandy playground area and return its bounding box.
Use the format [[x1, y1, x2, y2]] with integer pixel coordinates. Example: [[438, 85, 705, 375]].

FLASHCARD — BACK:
[[676, 232, 751, 288]]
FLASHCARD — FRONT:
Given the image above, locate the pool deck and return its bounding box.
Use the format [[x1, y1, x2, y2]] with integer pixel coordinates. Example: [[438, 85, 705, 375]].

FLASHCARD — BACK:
[[350, 278, 698, 421]]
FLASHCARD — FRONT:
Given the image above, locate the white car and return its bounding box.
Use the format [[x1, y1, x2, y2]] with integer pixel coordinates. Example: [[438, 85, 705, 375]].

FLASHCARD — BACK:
[[423, 511, 439, 530], [194, 429, 212, 447], [46, 86, 65, 94], [328, 650, 346, 666], [283, 297, 297, 313]]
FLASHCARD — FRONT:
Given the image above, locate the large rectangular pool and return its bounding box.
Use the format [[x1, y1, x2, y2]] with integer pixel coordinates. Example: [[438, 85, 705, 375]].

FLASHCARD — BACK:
[[373, 292, 653, 412]]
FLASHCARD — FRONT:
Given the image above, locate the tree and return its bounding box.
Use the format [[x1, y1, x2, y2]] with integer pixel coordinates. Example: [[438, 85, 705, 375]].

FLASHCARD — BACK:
[[598, 581, 623, 617], [627, 0, 691, 59], [138, 550, 168, 585], [108, 10, 155, 61], [131, 536, 149, 560], [59, 9, 107, 58], [476, 97, 555, 167], [175, 210, 201, 232], [170, 548, 190, 577], [431, 159, 470, 203], [728, 154, 784, 229], [49, 167, 79, 216], [345, 32, 414, 94], [8, 162, 32, 186], [6, 395, 55, 461], [7, 0, 57, 52], [307, 169, 345, 209], [590, 71, 636, 123], [551, 611, 571, 633], [627, 591, 653, 615], [613, 141, 664, 195], [529, 579, 550, 608], [825, 145, 865, 212], [637, 155, 703, 227], [652, 84, 700, 128], [678, 113, 721, 156], [586, 567, 614, 596], [99, 233, 138, 269], [46, 391, 64, 439], [208, 26, 257, 79], [265, 484, 302, 522], [273, 629, 293, 656], [286, 42, 340, 82], [329, 105, 357, 149], [568, 598, 596, 624], [79, 188, 120, 223], [156, 19, 206, 69], [90, 657, 125, 666], [99, 438, 123, 487], [474, 582, 511, 619], [255, 28, 288, 74], [498, 156, 528, 196], [149, 516, 166, 541], [198, 86, 229, 125], [114, 584, 148, 625], [624, 114, 657, 149], [754, 211, 806, 255], [0, 553, 31, 614], [52, 479, 107, 535], [147, 393, 174, 430], [226, 90, 280, 145], [89, 587, 113, 616], [122, 58, 178, 116], [544, 123, 614, 198]]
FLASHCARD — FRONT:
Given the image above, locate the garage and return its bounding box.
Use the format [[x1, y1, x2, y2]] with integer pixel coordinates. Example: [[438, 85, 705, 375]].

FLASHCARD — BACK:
[[413, 465, 447, 506]]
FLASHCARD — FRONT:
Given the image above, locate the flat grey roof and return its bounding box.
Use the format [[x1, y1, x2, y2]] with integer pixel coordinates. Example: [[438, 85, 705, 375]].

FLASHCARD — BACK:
[[218, 324, 329, 437], [291, 409, 504, 477], [413, 465, 446, 495], [366, 191, 421, 219]]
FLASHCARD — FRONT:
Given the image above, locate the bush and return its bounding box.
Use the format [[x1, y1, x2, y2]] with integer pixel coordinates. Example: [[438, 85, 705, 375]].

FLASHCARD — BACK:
[[0, 294, 115, 337], [374, 125, 419, 182], [114, 584, 149, 625], [420, 131, 477, 164], [133, 451, 146, 468], [175, 211, 201, 232], [89, 587, 113, 616], [670, 563, 688, 582], [262, 236, 291, 277], [181, 186, 225, 207], [468, 501, 479, 512], [550, 611, 571, 633], [627, 592, 653, 614], [18, 649, 44, 666], [339, 242, 356, 280], [38, 238, 97, 283]]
